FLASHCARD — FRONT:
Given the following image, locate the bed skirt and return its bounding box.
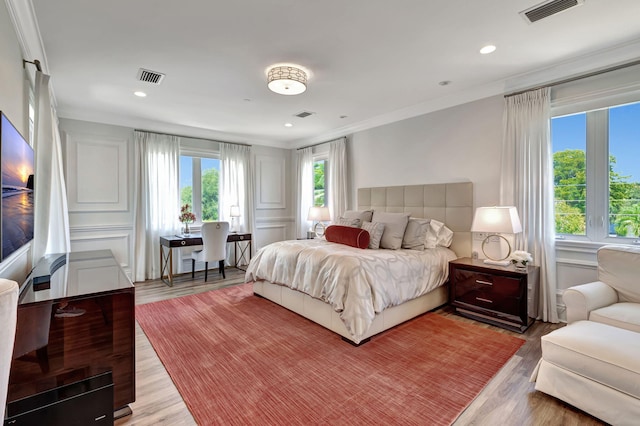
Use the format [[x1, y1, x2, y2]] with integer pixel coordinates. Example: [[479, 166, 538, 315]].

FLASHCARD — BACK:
[[252, 280, 449, 345]]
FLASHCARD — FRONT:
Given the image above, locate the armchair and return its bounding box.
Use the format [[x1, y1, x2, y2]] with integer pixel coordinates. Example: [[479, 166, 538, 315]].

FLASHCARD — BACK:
[[563, 244, 640, 331]]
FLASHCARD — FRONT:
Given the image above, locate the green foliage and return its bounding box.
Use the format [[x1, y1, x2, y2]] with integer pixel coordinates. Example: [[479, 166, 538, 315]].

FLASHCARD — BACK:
[[613, 202, 640, 237], [180, 168, 219, 221], [554, 201, 585, 235], [314, 161, 326, 206]]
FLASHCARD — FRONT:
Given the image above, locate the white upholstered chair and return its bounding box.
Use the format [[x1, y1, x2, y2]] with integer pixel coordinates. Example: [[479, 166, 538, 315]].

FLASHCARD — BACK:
[[1, 278, 19, 421], [191, 221, 230, 281]]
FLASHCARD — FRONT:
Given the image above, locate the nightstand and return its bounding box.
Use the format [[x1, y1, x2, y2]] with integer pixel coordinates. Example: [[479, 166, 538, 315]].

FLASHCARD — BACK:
[[449, 257, 539, 333]]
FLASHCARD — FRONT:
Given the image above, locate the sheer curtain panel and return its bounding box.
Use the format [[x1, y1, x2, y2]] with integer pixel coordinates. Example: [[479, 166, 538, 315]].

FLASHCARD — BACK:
[[133, 131, 180, 281], [500, 88, 558, 323], [328, 138, 348, 222], [220, 142, 254, 238], [296, 147, 314, 239], [33, 71, 70, 261]]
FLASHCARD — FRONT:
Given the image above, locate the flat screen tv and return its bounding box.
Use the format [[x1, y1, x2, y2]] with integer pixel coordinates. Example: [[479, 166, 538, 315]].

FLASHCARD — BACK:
[[1, 111, 34, 261]]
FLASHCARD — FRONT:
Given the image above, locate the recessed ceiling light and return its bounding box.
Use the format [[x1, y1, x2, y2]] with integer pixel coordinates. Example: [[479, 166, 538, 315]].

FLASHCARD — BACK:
[[284, 123, 293, 127], [480, 45, 496, 55], [134, 91, 147, 97]]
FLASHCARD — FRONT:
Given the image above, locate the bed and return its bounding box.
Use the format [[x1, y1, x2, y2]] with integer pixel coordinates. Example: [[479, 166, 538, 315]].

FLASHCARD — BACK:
[[247, 183, 473, 344]]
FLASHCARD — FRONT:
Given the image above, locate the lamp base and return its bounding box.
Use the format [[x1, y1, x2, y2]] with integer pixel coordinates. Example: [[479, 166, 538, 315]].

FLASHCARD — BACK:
[[482, 259, 511, 266]]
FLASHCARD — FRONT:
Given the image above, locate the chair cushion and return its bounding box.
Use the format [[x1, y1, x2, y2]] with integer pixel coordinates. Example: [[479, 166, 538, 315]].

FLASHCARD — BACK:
[[590, 303, 640, 333], [541, 321, 640, 399]]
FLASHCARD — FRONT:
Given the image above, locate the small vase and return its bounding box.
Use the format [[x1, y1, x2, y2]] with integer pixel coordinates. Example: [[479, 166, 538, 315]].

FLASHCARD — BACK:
[[183, 223, 190, 236]]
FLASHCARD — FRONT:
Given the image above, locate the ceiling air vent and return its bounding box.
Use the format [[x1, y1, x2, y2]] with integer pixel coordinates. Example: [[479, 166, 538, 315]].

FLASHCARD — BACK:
[[136, 68, 165, 85], [294, 111, 314, 118], [520, 0, 584, 24]]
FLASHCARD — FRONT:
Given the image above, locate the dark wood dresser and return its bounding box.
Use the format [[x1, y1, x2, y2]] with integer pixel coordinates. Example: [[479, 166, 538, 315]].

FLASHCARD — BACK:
[[449, 257, 539, 333], [6, 250, 135, 420]]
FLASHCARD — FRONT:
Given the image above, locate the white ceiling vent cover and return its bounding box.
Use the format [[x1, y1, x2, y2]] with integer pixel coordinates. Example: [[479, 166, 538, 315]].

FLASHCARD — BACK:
[[520, 0, 584, 24], [136, 68, 165, 85]]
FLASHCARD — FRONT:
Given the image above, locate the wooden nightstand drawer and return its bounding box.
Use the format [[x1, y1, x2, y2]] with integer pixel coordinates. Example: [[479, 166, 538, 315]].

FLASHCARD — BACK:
[[449, 258, 540, 333]]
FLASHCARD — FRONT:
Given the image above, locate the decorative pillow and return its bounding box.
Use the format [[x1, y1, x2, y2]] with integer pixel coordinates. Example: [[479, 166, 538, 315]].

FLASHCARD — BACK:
[[402, 218, 431, 250], [371, 211, 411, 250], [425, 219, 454, 248], [325, 225, 370, 249], [335, 217, 362, 228], [341, 209, 374, 224], [361, 221, 385, 249]]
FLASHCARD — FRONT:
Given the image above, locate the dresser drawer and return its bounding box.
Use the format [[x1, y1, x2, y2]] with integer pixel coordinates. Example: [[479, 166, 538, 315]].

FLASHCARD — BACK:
[[452, 268, 524, 316]]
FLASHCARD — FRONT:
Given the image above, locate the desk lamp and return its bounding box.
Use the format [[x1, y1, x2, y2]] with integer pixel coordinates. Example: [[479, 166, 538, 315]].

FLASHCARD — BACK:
[[230, 205, 241, 233], [307, 206, 331, 237], [471, 206, 522, 266]]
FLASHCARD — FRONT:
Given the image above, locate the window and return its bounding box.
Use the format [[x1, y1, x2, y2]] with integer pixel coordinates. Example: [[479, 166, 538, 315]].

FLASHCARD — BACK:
[[179, 154, 220, 222], [552, 101, 640, 242], [313, 158, 327, 206]]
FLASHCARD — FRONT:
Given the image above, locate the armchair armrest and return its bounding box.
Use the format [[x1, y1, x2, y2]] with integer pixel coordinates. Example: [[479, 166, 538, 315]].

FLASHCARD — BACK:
[[563, 281, 618, 324]]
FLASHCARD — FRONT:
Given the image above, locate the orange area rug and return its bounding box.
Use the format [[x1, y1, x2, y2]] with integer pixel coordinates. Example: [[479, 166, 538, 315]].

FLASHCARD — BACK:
[[136, 283, 524, 425]]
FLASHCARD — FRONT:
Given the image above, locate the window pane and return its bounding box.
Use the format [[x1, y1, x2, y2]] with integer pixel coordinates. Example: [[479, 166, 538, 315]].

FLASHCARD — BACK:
[[609, 102, 640, 238], [201, 158, 220, 221], [313, 160, 326, 206], [180, 156, 193, 208], [552, 113, 587, 235]]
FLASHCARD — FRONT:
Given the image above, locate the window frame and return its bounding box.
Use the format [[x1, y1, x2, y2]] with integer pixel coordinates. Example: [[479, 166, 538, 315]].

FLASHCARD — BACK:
[[179, 147, 220, 225]]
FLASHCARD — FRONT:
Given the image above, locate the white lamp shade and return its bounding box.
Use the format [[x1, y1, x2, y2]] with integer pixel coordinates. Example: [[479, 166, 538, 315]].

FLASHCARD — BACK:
[[471, 206, 522, 234], [307, 206, 331, 222], [230, 205, 241, 218]]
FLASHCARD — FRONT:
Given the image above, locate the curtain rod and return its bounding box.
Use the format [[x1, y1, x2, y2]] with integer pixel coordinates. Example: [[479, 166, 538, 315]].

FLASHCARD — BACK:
[[504, 58, 640, 98], [134, 128, 251, 147], [23, 59, 42, 72], [296, 136, 345, 151]]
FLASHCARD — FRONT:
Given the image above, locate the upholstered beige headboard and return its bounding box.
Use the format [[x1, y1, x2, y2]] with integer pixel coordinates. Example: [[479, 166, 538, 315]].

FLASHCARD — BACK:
[[357, 182, 473, 258]]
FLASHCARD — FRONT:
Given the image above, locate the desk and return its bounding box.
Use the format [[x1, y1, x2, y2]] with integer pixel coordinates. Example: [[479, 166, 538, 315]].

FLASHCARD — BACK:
[[159, 233, 252, 286]]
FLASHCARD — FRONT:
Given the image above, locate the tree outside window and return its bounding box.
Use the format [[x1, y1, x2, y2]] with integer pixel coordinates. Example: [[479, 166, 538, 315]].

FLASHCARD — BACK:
[[314, 159, 327, 207], [180, 155, 220, 222]]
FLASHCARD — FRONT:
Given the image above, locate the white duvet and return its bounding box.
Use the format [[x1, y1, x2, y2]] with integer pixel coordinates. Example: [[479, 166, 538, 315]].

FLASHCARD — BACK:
[[244, 239, 456, 341]]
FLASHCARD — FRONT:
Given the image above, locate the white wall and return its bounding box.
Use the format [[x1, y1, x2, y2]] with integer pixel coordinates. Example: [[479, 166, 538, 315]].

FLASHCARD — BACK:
[[0, 2, 34, 283]]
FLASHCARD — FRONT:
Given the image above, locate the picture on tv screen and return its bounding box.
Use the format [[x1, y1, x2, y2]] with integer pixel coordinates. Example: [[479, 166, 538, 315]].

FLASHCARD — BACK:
[[1, 112, 34, 261]]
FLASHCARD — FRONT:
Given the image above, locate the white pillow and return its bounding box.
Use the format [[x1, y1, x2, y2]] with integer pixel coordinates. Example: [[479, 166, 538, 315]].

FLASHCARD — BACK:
[[372, 211, 410, 250], [362, 221, 385, 249], [425, 219, 454, 248], [341, 209, 374, 223], [402, 218, 430, 250], [336, 217, 361, 228]]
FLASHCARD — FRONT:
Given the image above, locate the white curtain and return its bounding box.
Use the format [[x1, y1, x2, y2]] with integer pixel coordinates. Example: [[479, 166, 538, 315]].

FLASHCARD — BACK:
[[295, 147, 314, 238], [327, 138, 348, 222], [33, 71, 70, 261], [133, 131, 180, 281], [220, 142, 254, 238], [500, 87, 558, 323]]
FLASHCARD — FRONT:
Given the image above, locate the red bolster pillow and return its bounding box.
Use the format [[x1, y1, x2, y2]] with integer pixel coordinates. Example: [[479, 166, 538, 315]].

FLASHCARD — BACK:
[[324, 225, 370, 249]]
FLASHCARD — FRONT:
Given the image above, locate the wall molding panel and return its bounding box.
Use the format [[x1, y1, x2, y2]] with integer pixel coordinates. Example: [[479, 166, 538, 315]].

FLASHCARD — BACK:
[[256, 155, 286, 209], [70, 230, 133, 278], [67, 133, 129, 212]]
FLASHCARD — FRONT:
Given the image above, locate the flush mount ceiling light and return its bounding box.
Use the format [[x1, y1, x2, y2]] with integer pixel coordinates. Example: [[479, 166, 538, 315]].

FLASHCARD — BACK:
[[480, 45, 497, 54], [267, 66, 307, 95]]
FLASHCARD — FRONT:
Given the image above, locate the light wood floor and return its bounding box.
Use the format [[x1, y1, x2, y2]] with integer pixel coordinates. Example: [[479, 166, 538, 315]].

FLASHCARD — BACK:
[[116, 269, 606, 426]]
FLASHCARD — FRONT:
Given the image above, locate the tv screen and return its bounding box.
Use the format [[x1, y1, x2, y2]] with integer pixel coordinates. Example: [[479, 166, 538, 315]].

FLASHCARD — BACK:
[[1, 112, 34, 261]]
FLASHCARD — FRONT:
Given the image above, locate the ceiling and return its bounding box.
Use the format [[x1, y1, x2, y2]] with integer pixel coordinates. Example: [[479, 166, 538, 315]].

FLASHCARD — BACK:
[[29, 0, 640, 148]]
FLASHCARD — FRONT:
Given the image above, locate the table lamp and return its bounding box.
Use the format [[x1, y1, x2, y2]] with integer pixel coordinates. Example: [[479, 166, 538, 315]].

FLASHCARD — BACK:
[[230, 205, 241, 233], [471, 206, 522, 266], [307, 206, 331, 237]]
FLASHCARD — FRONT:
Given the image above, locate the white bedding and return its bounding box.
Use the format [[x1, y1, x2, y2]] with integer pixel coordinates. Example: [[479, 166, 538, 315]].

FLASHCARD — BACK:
[[244, 239, 456, 341]]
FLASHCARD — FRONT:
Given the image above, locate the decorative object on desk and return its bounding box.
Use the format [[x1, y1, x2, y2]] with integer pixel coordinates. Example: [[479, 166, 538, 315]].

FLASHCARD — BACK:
[[307, 206, 331, 237], [510, 250, 533, 271], [179, 204, 196, 236], [471, 206, 522, 266], [229, 205, 241, 233]]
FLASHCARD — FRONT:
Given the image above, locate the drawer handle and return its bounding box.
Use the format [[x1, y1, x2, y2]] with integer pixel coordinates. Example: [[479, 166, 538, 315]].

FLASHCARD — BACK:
[[475, 279, 492, 286], [475, 297, 493, 303]]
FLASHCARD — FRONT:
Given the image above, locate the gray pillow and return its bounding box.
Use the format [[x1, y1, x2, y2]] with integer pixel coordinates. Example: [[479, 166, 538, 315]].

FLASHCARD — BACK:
[[402, 218, 431, 250], [336, 217, 361, 228], [362, 221, 385, 249], [341, 209, 373, 223], [371, 211, 410, 250]]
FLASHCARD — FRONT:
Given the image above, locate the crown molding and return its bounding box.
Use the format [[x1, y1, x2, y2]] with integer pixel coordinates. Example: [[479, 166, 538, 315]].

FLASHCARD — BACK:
[[5, 0, 48, 74]]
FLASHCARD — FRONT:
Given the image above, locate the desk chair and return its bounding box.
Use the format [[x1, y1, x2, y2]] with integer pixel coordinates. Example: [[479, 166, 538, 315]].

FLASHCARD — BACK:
[[191, 221, 230, 281], [1, 278, 18, 421]]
